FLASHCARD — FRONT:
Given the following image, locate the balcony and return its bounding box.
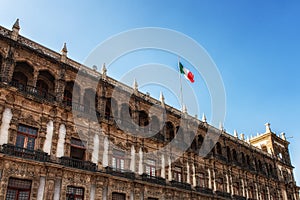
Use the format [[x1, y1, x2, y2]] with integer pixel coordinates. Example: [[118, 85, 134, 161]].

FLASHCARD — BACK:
[[151, 132, 165, 142], [1, 144, 50, 162], [141, 173, 166, 186], [10, 81, 56, 102], [105, 166, 135, 180], [232, 195, 247, 200], [59, 156, 97, 171], [170, 180, 192, 190], [195, 186, 213, 195], [215, 154, 227, 163], [215, 190, 231, 199]]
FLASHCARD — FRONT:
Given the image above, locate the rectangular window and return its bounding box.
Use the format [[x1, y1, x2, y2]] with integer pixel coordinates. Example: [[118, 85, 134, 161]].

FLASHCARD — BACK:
[[173, 167, 182, 182], [145, 159, 156, 177], [66, 186, 84, 200], [6, 178, 32, 200], [199, 173, 205, 187], [112, 149, 125, 171], [112, 192, 126, 200], [16, 125, 38, 150], [70, 138, 86, 160]]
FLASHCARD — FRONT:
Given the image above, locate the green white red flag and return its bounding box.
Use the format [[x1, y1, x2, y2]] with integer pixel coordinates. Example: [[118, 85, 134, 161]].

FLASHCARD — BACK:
[[179, 62, 194, 83]]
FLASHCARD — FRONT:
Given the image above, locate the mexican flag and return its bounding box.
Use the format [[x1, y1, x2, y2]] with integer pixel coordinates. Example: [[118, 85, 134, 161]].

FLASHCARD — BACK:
[[179, 62, 194, 83]]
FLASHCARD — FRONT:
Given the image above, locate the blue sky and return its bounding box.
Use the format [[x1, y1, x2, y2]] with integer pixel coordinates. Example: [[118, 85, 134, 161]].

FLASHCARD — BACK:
[[1, 0, 300, 182]]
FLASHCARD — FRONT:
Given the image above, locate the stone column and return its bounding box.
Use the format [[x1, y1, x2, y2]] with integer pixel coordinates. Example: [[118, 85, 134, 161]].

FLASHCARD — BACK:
[[32, 70, 39, 87], [8, 108, 20, 144], [53, 179, 62, 200], [37, 177, 46, 200], [0, 107, 12, 145], [56, 65, 66, 102], [2, 47, 15, 83]]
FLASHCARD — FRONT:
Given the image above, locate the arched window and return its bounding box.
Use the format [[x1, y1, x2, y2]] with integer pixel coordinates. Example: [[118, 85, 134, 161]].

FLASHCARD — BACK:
[[150, 115, 164, 141], [139, 110, 149, 126], [176, 126, 186, 142], [36, 70, 55, 100], [246, 155, 250, 166], [198, 135, 204, 147], [104, 97, 117, 119], [258, 160, 263, 173], [63, 81, 80, 106], [150, 115, 160, 132], [37, 70, 55, 92], [216, 142, 222, 155], [190, 139, 197, 152], [12, 62, 34, 88], [120, 103, 132, 122], [232, 149, 238, 161], [165, 122, 175, 141], [83, 89, 96, 114], [227, 147, 232, 162], [241, 152, 245, 165]]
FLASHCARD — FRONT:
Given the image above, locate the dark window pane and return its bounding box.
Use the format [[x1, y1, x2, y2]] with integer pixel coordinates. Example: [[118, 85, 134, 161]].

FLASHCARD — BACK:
[[26, 138, 35, 150], [16, 134, 25, 148]]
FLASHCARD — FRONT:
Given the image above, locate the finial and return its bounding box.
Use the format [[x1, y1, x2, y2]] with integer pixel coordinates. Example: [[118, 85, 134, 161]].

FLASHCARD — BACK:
[[202, 113, 206, 123], [219, 122, 224, 131], [13, 19, 20, 30], [265, 123, 271, 133], [101, 63, 107, 78], [60, 43, 68, 62], [182, 104, 187, 113], [240, 133, 245, 140], [234, 130, 238, 138], [159, 91, 165, 105], [281, 132, 286, 141], [11, 18, 20, 40], [133, 79, 138, 92], [61, 43, 68, 54]]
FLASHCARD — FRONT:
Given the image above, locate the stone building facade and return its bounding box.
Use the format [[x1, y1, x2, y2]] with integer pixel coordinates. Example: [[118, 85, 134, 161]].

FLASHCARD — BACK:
[[0, 20, 299, 200]]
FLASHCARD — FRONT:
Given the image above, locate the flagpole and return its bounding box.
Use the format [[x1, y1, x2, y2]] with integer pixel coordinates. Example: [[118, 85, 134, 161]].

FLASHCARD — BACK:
[[178, 56, 184, 111]]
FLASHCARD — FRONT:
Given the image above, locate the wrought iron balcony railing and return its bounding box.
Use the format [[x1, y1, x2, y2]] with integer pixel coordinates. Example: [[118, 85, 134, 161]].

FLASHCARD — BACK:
[[9, 81, 56, 102], [195, 186, 214, 195], [215, 190, 232, 199], [59, 156, 97, 171], [141, 173, 166, 186], [215, 154, 227, 163], [1, 144, 50, 162], [170, 180, 192, 190], [232, 195, 247, 200], [105, 166, 135, 180]]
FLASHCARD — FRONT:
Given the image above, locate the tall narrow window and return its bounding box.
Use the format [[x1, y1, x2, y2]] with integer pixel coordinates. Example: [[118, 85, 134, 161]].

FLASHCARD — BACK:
[[112, 149, 125, 171], [16, 125, 38, 150], [66, 186, 84, 200], [199, 173, 206, 188], [70, 138, 86, 160], [173, 167, 182, 182], [145, 159, 156, 177], [6, 178, 32, 200]]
